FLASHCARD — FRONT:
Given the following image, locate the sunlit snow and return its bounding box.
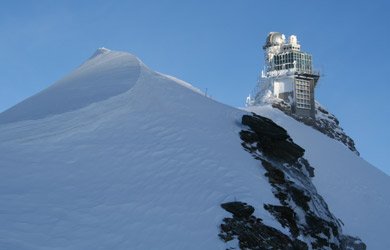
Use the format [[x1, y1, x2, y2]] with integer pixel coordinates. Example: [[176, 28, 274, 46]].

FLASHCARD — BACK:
[[0, 49, 388, 249]]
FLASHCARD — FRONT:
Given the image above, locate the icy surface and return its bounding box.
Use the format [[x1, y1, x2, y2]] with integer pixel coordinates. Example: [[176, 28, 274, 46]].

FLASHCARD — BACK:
[[0, 49, 389, 249]]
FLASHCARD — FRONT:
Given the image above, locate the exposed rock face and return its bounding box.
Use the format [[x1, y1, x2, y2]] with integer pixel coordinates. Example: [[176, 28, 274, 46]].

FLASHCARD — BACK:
[[271, 99, 359, 155], [219, 201, 308, 250], [219, 113, 366, 250], [340, 235, 367, 250]]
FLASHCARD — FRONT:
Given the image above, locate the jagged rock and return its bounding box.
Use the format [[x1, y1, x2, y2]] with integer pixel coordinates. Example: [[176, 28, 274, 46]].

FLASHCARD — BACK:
[[219, 202, 308, 250], [232, 113, 366, 250], [262, 160, 287, 185], [242, 114, 289, 140], [221, 202, 255, 218], [290, 186, 311, 212], [241, 113, 305, 163], [264, 204, 299, 237]]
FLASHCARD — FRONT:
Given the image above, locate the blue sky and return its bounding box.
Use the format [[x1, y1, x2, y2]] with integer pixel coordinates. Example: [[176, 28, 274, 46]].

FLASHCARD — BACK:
[[0, 0, 389, 174]]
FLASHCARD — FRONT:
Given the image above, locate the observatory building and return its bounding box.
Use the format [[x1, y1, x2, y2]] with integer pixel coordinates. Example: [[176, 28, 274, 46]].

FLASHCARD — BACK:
[[261, 32, 319, 118]]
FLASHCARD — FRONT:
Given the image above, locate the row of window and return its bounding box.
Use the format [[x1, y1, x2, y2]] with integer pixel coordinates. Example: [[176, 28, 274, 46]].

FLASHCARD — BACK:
[[271, 51, 312, 72], [297, 86, 310, 91], [296, 93, 310, 98], [296, 80, 310, 87], [283, 45, 299, 51], [297, 90, 310, 94], [296, 103, 311, 109], [296, 85, 310, 92], [297, 97, 310, 104], [273, 53, 310, 63]]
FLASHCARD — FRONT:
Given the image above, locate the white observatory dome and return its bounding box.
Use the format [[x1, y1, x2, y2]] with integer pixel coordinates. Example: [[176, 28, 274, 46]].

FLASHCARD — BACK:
[[264, 32, 285, 48]]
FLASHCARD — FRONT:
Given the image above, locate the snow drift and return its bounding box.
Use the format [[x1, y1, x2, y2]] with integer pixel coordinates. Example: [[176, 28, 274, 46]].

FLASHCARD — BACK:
[[0, 49, 389, 249]]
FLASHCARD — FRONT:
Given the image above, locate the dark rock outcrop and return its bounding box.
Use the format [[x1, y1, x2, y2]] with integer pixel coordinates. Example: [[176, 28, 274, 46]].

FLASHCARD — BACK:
[[241, 114, 305, 164], [219, 113, 366, 250], [219, 202, 308, 250], [221, 202, 255, 218]]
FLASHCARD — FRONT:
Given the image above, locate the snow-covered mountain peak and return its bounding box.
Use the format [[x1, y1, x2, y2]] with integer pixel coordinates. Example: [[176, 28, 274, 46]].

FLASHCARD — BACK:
[[0, 49, 143, 125], [0, 48, 216, 148], [81, 48, 141, 70], [0, 48, 205, 126], [89, 47, 111, 59]]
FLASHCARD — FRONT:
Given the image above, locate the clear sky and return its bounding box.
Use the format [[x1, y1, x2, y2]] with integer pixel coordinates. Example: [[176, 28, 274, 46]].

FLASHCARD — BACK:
[[0, 0, 389, 175]]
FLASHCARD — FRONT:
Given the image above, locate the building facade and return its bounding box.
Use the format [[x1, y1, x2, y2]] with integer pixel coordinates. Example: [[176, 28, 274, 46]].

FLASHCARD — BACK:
[[261, 32, 319, 118]]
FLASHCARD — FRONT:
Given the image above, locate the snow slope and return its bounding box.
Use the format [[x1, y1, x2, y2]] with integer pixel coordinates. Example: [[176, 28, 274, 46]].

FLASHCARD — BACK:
[[0, 49, 389, 249], [0, 49, 280, 250]]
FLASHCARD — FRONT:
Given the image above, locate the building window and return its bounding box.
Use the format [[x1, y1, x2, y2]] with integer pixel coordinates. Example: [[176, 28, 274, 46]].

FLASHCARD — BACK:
[[295, 79, 311, 109]]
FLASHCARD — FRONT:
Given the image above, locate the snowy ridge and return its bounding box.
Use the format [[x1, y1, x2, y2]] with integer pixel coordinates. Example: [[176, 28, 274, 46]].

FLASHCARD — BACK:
[[0, 49, 142, 124], [89, 47, 111, 59], [158, 73, 204, 95], [0, 49, 389, 249]]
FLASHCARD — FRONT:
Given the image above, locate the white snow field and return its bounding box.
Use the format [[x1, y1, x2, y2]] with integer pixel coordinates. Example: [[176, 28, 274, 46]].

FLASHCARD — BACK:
[[0, 49, 389, 249]]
